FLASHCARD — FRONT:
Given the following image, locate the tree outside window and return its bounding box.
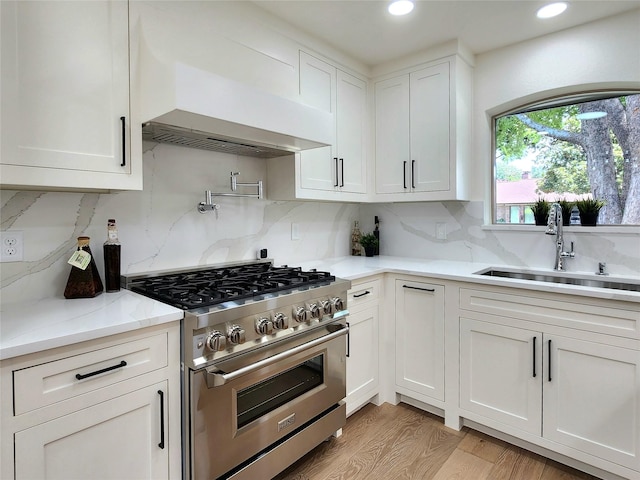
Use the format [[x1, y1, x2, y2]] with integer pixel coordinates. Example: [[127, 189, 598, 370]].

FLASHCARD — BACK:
[[494, 92, 640, 225]]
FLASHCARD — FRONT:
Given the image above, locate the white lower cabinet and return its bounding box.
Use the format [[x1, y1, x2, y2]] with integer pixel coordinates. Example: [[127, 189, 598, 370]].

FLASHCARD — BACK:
[[15, 381, 169, 480], [395, 279, 445, 403], [345, 279, 381, 415], [1, 323, 180, 480], [460, 314, 640, 474]]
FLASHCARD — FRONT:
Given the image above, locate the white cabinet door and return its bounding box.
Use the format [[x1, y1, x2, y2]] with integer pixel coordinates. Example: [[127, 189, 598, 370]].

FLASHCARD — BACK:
[[0, 0, 137, 190], [299, 52, 337, 191], [336, 70, 367, 193], [14, 382, 169, 480], [374, 75, 410, 194], [346, 305, 379, 415], [298, 51, 367, 196], [395, 280, 445, 402], [459, 318, 543, 435], [410, 63, 450, 192], [544, 335, 640, 471]]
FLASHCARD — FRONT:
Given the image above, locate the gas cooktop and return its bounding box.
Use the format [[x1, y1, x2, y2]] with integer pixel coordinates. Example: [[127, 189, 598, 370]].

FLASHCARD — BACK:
[[122, 261, 335, 310]]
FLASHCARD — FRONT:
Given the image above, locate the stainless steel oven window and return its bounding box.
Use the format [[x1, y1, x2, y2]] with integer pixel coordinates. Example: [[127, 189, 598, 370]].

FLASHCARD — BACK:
[[237, 354, 324, 428]]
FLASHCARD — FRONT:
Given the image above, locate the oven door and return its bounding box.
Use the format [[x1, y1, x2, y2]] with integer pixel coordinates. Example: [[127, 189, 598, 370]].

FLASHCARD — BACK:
[[188, 320, 347, 480]]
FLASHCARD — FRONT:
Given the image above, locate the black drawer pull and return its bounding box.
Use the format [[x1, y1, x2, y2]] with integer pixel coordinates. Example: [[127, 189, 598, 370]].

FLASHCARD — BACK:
[[120, 116, 126, 167], [353, 290, 371, 298], [340, 158, 344, 187], [158, 390, 165, 449], [403, 161, 407, 189], [548, 339, 552, 382], [334, 157, 339, 187], [532, 336, 537, 378], [411, 160, 416, 189], [75, 360, 127, 380], [402, 285, 435, 292]]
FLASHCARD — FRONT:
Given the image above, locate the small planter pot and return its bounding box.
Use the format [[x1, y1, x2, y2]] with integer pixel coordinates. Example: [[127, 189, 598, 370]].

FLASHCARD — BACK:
[[533, 214, 547, 226], [580, 212, 599, 226], [364, 246, 376, 257]]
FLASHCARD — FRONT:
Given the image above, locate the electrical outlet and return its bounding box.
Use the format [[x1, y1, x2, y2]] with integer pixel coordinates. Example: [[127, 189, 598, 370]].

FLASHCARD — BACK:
[[435, 223, 447, 240], [1, 231, 24, 262]]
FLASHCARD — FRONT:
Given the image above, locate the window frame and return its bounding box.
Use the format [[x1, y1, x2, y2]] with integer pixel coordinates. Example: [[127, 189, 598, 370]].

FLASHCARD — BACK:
[[490, 89, 640, 227]]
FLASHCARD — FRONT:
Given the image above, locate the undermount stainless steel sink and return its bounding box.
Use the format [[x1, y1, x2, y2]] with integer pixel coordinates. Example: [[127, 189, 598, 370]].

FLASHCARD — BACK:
[[474, 268, 640, 292]]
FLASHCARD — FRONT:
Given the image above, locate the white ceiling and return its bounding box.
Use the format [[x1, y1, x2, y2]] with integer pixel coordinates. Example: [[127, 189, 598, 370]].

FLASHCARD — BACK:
[[252, 0, 640, 67]]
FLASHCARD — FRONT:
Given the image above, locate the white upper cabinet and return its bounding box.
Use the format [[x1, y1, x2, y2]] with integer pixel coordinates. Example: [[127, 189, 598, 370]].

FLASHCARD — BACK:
[[0, 0, 142, 191], [374, 56, 471, 201], [268, 51, 367, 202]]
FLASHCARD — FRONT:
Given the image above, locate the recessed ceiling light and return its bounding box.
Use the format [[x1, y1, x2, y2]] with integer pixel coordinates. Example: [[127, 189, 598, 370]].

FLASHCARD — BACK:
[[536, 2, 568, 19], [576, 111, 607, 120], [388, 0, 414, 16]]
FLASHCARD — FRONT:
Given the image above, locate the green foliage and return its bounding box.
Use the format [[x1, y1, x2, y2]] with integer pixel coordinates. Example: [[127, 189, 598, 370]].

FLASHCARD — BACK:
[[359, 233, 379, 248], [530, 198, 551, 225], [576, 198, 605, 215], [535, 143, 589, 194], [495, 159, 523, 181]]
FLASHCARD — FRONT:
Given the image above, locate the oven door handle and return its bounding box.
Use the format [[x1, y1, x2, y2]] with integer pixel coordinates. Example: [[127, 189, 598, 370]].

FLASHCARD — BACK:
[[205, 324, 349, 388]]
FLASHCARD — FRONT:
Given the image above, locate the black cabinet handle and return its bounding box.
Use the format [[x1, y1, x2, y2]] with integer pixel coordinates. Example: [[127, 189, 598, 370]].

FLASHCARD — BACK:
[[411, 160, 416, 189], [120, 116, 126, 167], [353, 290, 371, 298], [334, 157, 339, 187], [402, 285, 435, 292], [532, 337, 537, 378], [75, 360, 127, 380], [339, 158, 344, 187], [548, 339, 552, 382], [346, 322, 350, 358], [403, 161, 407, 189], [158, 390, 165, 449]]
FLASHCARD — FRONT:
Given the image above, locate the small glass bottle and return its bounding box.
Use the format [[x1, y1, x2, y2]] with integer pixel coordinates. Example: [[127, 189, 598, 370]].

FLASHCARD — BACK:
[[351, 221, 362, 256], [64, 236, 104, 298], [103, 219, 121, 292]]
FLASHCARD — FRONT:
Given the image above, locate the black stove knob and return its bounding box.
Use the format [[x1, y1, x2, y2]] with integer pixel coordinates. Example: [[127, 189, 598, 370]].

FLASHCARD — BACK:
[[331, 297, 344, 312], [320, 299, 334, 315], [227, 325, 246, 345], [273, 312, 289, 330], [292, 306, 308, 323], [308, 302, 321, 319], [206, 331, 226, 352], [255, 317, 274, 335]]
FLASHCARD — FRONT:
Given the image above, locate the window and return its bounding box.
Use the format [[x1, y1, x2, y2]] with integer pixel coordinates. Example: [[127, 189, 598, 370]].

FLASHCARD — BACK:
[[493, 92, 640, 225]]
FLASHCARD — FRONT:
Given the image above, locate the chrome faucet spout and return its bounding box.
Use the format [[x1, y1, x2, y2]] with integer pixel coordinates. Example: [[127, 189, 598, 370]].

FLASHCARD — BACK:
[[545, 203, 574, 270]]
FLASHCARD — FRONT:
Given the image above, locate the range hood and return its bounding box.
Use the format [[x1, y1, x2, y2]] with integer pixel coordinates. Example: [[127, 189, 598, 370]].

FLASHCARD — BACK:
[[140, 52, 333, 158]]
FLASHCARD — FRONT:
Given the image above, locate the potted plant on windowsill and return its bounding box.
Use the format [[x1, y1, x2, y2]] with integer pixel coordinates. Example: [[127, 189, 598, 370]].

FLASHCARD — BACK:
[[576, 198, 605, 226], [557, 199, 575, 226], [530, 197, 551, 226], [359, 233, 379, 257]]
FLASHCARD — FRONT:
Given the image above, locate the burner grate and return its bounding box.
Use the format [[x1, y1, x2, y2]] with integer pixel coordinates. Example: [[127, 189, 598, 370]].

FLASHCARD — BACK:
[[128, 263, 335, 310]]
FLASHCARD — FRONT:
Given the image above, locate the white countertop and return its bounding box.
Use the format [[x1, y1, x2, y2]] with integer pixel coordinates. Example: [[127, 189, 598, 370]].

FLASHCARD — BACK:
[[2, 256, 638, 361], [299, 255, 640, 303], [0, 290, 183, 360]]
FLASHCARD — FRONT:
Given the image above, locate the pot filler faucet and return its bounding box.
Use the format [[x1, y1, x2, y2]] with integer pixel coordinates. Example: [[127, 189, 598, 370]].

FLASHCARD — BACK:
[[545, 202, 575, 271]]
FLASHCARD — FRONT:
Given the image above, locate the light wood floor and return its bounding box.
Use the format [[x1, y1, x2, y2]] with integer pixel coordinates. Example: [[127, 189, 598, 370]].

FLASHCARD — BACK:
[[274, 402, 602, 480]]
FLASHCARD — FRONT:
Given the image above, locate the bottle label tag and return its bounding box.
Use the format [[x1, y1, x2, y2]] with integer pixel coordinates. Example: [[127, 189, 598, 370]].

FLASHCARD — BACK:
[[68, 250, 91, 270], [108, 231, 118, 241]]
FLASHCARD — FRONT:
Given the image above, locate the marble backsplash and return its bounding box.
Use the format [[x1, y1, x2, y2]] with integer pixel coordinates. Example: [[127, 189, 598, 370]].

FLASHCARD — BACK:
[[1, 143, 638, 305], [0, 143, 357, 305], [360, 202, 640, 277]]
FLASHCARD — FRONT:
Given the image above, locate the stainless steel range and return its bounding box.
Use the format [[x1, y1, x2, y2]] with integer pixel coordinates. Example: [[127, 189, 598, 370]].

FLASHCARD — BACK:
[[122, 260, 350, 480]]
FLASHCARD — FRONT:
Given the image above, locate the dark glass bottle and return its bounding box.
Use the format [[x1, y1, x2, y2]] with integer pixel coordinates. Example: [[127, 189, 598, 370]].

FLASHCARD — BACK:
[[64, 236, 104, 298], [103, 219, 121, 292], [373, 216, 380, 255]]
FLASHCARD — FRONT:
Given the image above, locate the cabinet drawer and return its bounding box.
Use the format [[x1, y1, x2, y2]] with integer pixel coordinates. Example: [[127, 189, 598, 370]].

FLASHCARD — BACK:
[[348, 279, 381, 309], [14, 333, 168, 415], [459, 288, 639, 338]]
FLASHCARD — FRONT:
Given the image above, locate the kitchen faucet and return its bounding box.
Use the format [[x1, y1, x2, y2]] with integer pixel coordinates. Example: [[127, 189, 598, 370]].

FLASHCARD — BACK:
[[545, 202, 575, 270]]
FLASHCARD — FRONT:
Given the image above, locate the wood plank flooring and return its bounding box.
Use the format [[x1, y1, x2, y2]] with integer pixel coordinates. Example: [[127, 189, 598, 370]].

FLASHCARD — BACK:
[[273, 403, 602, 480]]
